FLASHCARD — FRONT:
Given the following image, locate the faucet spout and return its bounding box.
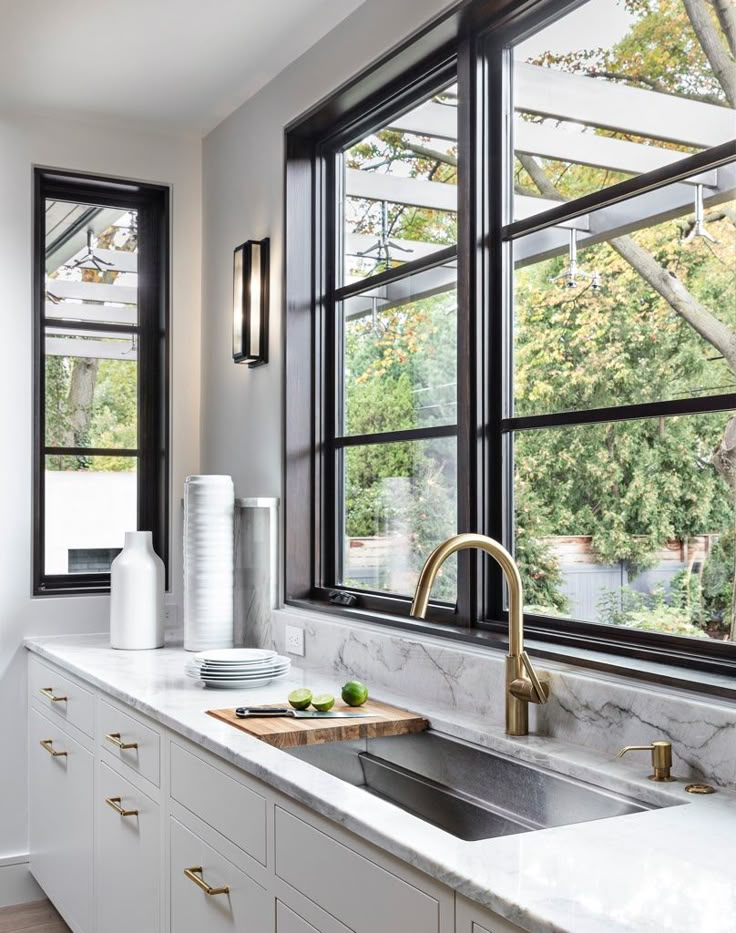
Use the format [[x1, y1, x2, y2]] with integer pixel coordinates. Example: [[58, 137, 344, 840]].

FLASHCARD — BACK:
[[409, 533, 549, 736]]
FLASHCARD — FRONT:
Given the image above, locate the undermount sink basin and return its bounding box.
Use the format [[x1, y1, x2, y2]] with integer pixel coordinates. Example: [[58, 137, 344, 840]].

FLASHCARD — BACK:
[[286, 732, 676, 841]]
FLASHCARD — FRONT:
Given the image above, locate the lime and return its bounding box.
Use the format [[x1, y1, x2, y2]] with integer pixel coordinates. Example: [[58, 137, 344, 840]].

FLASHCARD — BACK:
[[311, 694, 335, 711], [341, 680, 369, 707], [288, 688, 313, 710]]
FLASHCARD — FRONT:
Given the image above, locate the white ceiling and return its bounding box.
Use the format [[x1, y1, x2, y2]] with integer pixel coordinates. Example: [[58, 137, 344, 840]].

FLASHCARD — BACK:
[[0, 0, 366, 136]]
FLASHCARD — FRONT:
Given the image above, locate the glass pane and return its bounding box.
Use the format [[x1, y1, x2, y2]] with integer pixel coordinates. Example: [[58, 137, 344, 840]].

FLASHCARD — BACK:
[[45, 332, 138, 448], [342, 264, 457, 435], [342, 83, 458, 285], [513, 179, 736, 417], [44, 455, 137, 574], [341, 436, 457, 599], [514, 412, 735, 643], [45, 201, 138, 326], [510, 0, 735, 221]]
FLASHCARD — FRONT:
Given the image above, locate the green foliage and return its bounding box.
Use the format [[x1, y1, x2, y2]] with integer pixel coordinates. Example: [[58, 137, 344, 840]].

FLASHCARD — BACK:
[[701, 531, 735, 628], [597, 583, 710, 638]]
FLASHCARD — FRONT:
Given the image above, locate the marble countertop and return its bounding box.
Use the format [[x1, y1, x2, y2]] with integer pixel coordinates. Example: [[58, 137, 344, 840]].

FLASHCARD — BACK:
[[25, 634, 736, 933]]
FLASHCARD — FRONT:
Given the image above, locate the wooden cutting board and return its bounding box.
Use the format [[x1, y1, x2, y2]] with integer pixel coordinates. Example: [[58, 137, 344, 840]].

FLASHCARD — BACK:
[[207, 699, 427, 748]]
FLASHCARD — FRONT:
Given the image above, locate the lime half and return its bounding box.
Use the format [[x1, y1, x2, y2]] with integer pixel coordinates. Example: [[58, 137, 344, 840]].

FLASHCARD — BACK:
[[311, 694, 335, 712], [341, 680, 369, 707], [288, 688, 313, 710]]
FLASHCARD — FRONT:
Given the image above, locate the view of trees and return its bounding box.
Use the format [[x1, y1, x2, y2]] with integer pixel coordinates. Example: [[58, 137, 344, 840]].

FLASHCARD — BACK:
[[341, 0, 736, 640]]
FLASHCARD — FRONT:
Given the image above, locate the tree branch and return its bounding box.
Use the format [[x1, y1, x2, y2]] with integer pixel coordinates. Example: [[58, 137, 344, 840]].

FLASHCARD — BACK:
[[403, 143, 457, 168], [682, 0, 736, 106], [709, 0, 736, 57]]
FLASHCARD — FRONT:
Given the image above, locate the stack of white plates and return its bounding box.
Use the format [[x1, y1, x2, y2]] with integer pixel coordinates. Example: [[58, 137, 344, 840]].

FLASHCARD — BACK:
[[183, 475, 235, 652], [185, 648, 291, 689]]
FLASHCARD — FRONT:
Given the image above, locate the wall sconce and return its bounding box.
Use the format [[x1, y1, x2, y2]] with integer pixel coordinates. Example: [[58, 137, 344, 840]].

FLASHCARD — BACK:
[[233, 237, 269, 366]]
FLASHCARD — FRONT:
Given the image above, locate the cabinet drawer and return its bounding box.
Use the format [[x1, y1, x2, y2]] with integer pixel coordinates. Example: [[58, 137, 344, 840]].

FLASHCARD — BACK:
[[170, 817, 271, 932], [99, 697, 160, 787], [276, 901, 351, 933], [29, 656, 95, 738], [29, 708, 93, 933], [97, 761, 160, 933], [275, 808, 439, 933], [170, 742, 266, 865]]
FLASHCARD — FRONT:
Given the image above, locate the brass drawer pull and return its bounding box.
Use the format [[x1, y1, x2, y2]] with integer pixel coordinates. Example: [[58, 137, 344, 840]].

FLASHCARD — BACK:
[[105, 796, 138, 817], [105, 732, 138, 750], [40, 739, 67, 757], [40, 687, 68, 703], [183, 867, 230, 897]]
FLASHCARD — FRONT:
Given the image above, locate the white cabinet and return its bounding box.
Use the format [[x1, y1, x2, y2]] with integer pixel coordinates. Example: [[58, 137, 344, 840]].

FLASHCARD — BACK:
[[96, 760, 160, 933], [29, 708, 94, 933], [170, 817, 272, 932], [26, 651, 527, 933]]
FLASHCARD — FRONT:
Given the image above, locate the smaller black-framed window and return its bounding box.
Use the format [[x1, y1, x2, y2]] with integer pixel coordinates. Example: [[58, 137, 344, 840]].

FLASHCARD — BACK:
[[33, 168, 170, 595]]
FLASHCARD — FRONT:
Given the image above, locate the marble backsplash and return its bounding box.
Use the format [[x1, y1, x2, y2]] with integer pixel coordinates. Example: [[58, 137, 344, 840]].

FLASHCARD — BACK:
[[265, 607, 736, 789]]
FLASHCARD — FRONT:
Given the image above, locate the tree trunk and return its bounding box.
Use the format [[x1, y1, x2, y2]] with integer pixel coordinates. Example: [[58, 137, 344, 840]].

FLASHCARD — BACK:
[[682, 0, 736, 106], [62, 357, 99, 449], [710, 0, 736, 57]]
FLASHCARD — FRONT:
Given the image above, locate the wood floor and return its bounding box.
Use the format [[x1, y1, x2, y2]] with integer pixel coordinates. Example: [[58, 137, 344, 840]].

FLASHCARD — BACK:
[[0, 900, 69, 933]]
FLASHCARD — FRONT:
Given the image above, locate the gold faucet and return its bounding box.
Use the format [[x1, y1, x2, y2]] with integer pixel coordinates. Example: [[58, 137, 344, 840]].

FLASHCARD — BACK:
[[409, 533, 549, 736]]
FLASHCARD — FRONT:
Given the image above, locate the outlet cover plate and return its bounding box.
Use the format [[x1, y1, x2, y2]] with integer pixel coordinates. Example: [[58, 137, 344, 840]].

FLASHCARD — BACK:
[[285, 625, 305, 656]]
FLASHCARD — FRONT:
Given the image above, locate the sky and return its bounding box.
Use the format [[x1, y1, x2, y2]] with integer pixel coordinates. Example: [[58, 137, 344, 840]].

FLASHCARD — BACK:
[[516, 0, 636, 60]]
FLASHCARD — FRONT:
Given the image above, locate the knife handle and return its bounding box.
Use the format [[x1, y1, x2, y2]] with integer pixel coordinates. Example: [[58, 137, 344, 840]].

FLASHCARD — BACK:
[[235, 707, 296, 718]]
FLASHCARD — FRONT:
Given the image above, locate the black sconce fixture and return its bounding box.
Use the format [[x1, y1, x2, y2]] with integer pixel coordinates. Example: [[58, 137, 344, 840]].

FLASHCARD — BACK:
[[233, 237, 269, 366]]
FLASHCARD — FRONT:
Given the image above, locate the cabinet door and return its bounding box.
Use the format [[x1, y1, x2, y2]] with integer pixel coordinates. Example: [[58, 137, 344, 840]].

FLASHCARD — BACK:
[[29, 708, 93, 933], [456, 894, 525, 933], [96, 760, 160, 933], [170, 817, 272, 933]]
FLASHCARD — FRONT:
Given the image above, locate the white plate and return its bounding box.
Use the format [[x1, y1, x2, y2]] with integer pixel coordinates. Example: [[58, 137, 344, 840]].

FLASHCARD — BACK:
[[201, 671, 290, 689], [187, 666, 291, 681], [194, 649, 277, 664]]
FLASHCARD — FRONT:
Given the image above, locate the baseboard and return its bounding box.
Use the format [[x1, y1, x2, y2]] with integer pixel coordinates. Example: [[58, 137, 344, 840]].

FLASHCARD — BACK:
[[0, 856, 44, 908]]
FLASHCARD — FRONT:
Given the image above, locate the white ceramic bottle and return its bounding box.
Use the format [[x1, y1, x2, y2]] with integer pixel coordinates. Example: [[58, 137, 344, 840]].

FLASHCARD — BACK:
[[110, 531, 165, 649]]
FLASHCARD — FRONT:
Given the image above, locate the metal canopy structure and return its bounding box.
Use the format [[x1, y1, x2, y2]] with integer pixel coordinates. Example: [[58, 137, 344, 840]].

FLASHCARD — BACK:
[[44, 202, 138, 361], [344, 61, 735, 285]]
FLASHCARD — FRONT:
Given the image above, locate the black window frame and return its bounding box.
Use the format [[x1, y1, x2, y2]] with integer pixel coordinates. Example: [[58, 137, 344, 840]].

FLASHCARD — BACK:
[[284, 0, 736, 682], [33, 168, 170, 596]]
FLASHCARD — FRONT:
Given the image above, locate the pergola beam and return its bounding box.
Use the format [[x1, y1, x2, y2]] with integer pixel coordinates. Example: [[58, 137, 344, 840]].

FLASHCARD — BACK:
[[515, 62, 734, 149], [45, 336, 137, 361], [513, 162, 736, 267], [45, 279, 137, 305]]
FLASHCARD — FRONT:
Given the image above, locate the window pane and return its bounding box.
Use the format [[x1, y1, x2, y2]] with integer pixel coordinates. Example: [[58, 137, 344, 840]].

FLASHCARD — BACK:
[[341, 83, 458, 285], [342, 263, 457, 435], [45, 332, 138, 448], [513, 178, 736, 417], [510, 0, 735, 221], [341, 436, 457, 599], [45, 202, 138, 326], [44, 455, 137, 574], [514, 412, 735, 643]]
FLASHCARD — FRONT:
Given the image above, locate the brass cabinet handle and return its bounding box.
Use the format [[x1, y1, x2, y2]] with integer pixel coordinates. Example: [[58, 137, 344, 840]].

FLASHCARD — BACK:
[[183, 867, 230, 897], [40, 687, 68, 703], [105, 796, 138, 817], [105, 732, 138, 750], [40, 739, 67, 757]]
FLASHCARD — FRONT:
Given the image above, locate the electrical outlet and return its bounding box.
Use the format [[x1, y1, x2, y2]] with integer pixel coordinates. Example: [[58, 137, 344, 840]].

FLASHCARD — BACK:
[[163, 603, 178, 627], [285, 625, 305, 657]]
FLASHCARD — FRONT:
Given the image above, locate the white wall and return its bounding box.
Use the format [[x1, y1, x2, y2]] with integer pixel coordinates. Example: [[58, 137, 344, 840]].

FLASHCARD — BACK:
[[200, 0, 457, 494], [0, 113, 201, 885]]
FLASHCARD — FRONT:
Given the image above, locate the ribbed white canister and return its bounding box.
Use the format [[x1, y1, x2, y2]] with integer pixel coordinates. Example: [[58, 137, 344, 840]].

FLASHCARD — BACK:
[[183, 475, 235, 651]]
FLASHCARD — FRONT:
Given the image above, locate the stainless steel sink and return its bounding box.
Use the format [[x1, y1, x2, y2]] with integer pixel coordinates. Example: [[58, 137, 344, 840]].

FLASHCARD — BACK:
[[286, 732, 678, 841]]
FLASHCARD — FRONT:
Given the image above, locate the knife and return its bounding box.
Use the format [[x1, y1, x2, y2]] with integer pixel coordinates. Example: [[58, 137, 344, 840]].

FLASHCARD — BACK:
[[235, 706, 372, 719]]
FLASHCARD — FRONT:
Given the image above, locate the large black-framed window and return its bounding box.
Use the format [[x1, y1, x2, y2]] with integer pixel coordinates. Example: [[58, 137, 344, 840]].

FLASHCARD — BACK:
[[33, 169, 169, 595], [285, 0, 736, 679]]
